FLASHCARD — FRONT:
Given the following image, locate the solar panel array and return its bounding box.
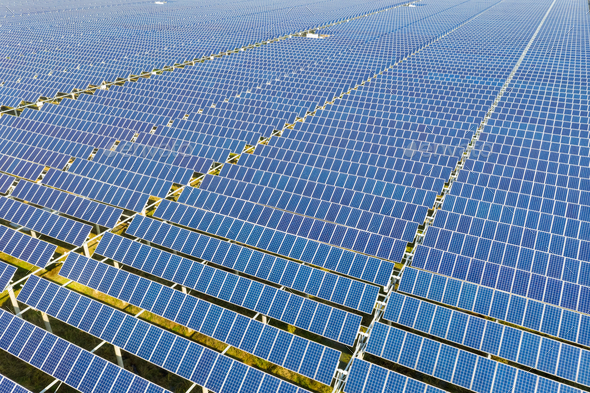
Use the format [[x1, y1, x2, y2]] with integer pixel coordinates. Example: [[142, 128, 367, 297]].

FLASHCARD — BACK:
[[18, 275, 314, 393], [0, 0, 589, 392], [0, 309, 169, 393]]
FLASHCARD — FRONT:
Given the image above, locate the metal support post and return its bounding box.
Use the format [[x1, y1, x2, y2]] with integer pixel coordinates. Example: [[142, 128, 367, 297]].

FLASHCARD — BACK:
[[83, 242, 91, 257], [114, 345, 125, 368], [7, 286, 21, 316], [41, 312, 53, 333]]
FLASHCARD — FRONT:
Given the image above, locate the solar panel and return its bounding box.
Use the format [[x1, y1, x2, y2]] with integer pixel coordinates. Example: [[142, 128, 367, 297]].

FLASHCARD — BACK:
[[0, 374, 32, 393], [0, 308, 169, 393], [97, 230, 378, 315], [0, 174, 15, 194], [42, 168, 149, 213], [0, 225, 56, 267], [1, 0, 589, 391], [176, 186, 419, 259], [152, 201, 397, 283], [18, 275, 312, 393], [411, 242, 589, 314], [366, 321, 584, 393], [0, 260, 17, 292], [383, 291, 590, 387], [115, 141, 214, 174], [11, 181, 123, 228], [0, 155, 44, 181], [196, 173, 429, 230], [344, 358, 445, 393], [0, 197, 92, 246], [399, 267, 590, 348], [92, 149, 194, 185], [68, 159, 173, 199], [56, 254, 341, 384]]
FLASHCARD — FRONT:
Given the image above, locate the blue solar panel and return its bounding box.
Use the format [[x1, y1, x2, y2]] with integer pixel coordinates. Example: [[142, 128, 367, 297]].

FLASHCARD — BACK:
[[92, 149, 194, 184], [0, 374, 32, 393], [179, 185, 422, 254], [0, 174, 15, 194], [11, 181, 122, 228], [411, 242, 590, 314], [115, 141, 214, 174], [57, 254, 341, 384], [0, 155, 44, 181], [383, 291, 590, 387], [366, 321, 584, 393], [1, 0, 588, 390], [344, 358, 446, 393], [18, 275, 312, 393], [153, 200, 398, 282], [129, 212, 393, 287], [0, 197, 92, 246], [0, 260, 17, 292], [0, 225, 56, 267], [399, 267, 590, 348], [0, 308, 168, 393], [96, 231, 378, 314], [42, 168, 149, 212], [68, 159, 173, 199]]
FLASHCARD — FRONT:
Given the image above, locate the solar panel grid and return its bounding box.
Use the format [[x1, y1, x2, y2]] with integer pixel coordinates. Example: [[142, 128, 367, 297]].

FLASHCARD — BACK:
[[17, 275, 313, 393], [67, 159, 173, 199], [37, 259, 341, 385], [218, 157, 437, 207], [0, 197, 92, 246], [197, 172, 429, 228], [151, 201, 396, 284], [1, 114, 117, 151], [42, 168, 150, 213], [0, 260, 17, 292], [116, 220, 366, 345], [0, 173, 15, 194], [11, 181, 123, 228], [399, 267, 590, 348], [96, 232, 379, 315], [0, 225, 56, 267], [115, 141, 215, 175], [344, 358, 446, 393], [1, 0, 588, 392], [383, 290, 590, 386], [173, 187, 415, 259], [0, 125, 94, 162], [0, 374, 32, 393], [0, 308, 169, 393]]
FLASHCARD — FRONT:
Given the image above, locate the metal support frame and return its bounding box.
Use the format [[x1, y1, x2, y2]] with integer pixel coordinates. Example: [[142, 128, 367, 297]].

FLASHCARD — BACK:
[[113, 345, 125, 368], [41, 312, 53, 333], [82, 242, 91, 258], [7, 285, 21, 316]]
